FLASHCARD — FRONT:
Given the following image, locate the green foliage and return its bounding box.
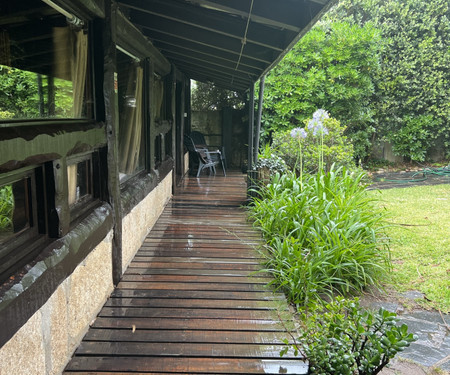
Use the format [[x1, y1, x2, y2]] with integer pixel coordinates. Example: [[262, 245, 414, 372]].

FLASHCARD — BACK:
[[332, 0, 450, 160], [389, 115, 439, 161], [0, 185, 14, 231], [253, 144, 288, 177], [263, 0, 450, 161], [0, 65, 41, 118], [0, 65, 76, 119], [262, 21, 381, 160], [0, 110, 14, 119], [191, 81, 245, 111], [271, 114, 355, 174], [292, 297, 416, 375], [248, 167, 391, 305]]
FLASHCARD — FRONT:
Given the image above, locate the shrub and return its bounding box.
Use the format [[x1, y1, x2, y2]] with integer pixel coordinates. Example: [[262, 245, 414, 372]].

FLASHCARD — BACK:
[[287, 297, 416, 375], [271, 110, 355, 175], [248, 166, 390, 305], [253, 144, 289, 178], [261, 21, 381, 162]]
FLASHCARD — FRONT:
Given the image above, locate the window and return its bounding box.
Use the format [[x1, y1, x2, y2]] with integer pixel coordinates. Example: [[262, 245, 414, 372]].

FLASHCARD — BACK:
[[0, 167, 47, 283], [0, 0, 91, 121], [117, 49, 145, 181], [66, 152, 103, 227], [68, 156, 93, 208]]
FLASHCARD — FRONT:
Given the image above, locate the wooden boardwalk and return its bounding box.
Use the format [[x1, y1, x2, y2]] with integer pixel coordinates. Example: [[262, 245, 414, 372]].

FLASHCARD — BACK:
[[64, 172, 307, 374]]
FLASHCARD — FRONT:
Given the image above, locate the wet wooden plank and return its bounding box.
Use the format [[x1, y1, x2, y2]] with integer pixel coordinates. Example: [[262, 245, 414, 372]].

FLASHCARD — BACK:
[[65, 357, 308, 374], [75, 341, 298, 358], [83, 328, 293, 344], [104, 297, 285, 310], [126, 262, 261, 271], [98, 307, 280, 320], [123, 267, 269, 277], [134, 251, 265, 259], [110, 289, 283, 300], [116, 281, 269, 291], [91, 317, 289, 331], [120, 274, 271, 284], [129, 256, 260, 264]]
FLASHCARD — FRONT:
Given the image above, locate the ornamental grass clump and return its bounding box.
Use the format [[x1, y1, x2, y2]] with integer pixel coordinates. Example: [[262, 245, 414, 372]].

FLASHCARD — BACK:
[[249, 165, 390, 306]]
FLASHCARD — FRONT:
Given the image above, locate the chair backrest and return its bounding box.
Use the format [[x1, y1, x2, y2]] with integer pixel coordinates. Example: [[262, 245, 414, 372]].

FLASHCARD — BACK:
[[190, 131, 207, 146], [184, 134, 196, 152], [184, 134, 210, 163]]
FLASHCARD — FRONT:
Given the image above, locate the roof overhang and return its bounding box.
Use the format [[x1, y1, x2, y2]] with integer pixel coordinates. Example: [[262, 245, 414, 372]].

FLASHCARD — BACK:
[[118, 0, 336, 91]]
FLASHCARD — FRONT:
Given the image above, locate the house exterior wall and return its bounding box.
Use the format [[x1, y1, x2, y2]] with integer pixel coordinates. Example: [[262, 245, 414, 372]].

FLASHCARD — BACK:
[[121, 171, 173, 273], [0, 231, 113, 375], [0, 1, 183, 371]]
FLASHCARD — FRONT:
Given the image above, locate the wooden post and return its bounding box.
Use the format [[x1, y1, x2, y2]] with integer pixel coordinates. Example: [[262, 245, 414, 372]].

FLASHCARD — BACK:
[[254, 75, 265, 164], [104, 2, 123, 285], [247, 83, 255, 193]]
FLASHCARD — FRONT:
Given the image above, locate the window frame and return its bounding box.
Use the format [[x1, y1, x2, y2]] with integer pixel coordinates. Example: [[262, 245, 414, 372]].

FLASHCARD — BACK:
[[116, 47, 148, 184], [0, 0, 95, 125], [66, 151, 102, 229], [0, 166, 48, 283]]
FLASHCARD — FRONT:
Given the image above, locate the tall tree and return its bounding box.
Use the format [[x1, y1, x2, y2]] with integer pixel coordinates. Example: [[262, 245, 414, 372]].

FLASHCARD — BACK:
[[330, 0, 450, 161], [261, 21, 381, 160], [191, 81, 245, 111]]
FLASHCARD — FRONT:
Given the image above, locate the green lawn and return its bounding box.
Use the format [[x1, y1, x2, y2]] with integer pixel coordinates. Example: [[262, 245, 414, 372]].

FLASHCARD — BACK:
[[371, 184, 450, 312]]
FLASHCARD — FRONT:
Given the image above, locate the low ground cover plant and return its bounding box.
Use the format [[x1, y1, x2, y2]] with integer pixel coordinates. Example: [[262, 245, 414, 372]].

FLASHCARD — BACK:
[[286, 297, 417, 375]]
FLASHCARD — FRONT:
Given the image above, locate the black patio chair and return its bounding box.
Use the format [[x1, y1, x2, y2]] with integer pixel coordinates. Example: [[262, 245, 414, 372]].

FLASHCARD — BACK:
[[184, 135, 225, 177], [189, 131, 227, 175]]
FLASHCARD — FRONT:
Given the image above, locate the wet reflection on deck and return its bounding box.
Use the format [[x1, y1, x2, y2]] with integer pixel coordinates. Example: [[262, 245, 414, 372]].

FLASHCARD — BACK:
[[64, 172, 308, 374]]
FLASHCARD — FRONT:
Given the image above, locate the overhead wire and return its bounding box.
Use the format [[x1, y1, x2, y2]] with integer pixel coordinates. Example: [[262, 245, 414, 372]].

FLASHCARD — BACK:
[[231, 0, 254, 86]]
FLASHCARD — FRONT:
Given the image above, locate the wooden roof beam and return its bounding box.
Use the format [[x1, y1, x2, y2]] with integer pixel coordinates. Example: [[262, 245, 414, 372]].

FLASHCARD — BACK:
[[138, 27, 277, 66], [169, 58, 257, 83], [145, 30, 272, 66], [129, 11, 283, 54], [119, 0, 293, 51], [161, 49, 262, 77], [185, 0, 322, 31]]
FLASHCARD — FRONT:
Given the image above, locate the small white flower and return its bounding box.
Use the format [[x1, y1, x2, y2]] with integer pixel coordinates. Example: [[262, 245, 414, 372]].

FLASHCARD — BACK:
[[312, 109, 330, 121], [291, 127, 307, 139]]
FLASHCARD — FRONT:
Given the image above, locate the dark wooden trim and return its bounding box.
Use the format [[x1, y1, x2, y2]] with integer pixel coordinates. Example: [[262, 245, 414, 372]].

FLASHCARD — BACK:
[[53, 157, 70, 236], [0, 122, 106, 174], [48, 0, 105, 19], [103, 3, 123, 286], [247, 83, 255, 171], [0, 203, 114, 349], [149, 61, 156, 170], [113, 7, 170, 76], [143, 58, 151, 171]]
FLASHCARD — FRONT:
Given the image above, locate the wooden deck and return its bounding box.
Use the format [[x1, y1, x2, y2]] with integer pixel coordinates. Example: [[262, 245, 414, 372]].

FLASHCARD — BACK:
[[64, 172, 307, 374]]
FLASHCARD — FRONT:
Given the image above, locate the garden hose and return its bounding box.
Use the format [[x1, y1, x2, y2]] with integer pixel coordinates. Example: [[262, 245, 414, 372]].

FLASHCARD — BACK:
[[375, 164, 450, 184]]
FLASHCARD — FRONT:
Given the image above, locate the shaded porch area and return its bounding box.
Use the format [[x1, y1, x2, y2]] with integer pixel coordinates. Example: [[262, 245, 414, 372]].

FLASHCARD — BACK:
[[63, 172, 307, 374]]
